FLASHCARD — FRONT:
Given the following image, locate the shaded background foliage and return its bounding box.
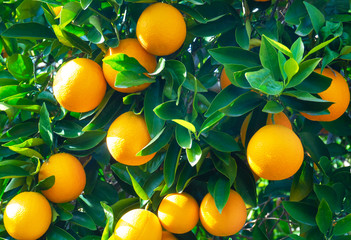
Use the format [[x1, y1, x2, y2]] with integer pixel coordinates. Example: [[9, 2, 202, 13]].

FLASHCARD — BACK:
[[0, 0, 351, 239]]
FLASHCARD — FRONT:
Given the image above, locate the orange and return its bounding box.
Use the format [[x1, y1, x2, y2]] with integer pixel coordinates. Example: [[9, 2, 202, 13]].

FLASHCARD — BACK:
[[157, 193, 199, 234], [136, 3, 186, 56], [106, 111, 156, 166], [4, 192, 52, 240], [247, 125, 304, 180], [199, 190, 247, 236], [301, 68, 350, 122], [102, 38, 157, 93], [220, 68, 231, 89], [162, 231, 177, 240], [52, 6, 63, 16], [240, 111, 292, 146], [38, 153, 86, 203], [113, 209, 162, 240], [53, 58, 106, 112]]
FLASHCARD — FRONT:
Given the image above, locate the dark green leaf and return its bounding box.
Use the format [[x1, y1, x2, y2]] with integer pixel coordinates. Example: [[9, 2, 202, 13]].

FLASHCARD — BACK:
[[287, 58, 321, 88], [0, 165, 30, 179], [175, 124, 192, 149], [303, 37, 337, 61], [304, 2, 325, 33], [62, 130, 106, 151], [213, 176, 230, 214], [71, 211, 97, 230], [234, 159, 257, 207], [263, 35, 293, 58], [46, 226, 75, 240], [253, 226, 269, 240], [111, 198, 139, 223], [202, 130, 239, 152], [39, 103, 53, 148], [81, 0, 93, 10], [16, 0, 41, 20], [115, 71, 155, 88], [126, 167, 149, 200], [1, 23, 56, 39], [316, 199, 332, 235], [199, 111, 225, 134], [176, 163, 197, 192], [290, 162, 313, 202], [154, 100, 185, 120], [212, 151, 237, 185], [260, 36, 280, 80], [53, 120, 83, 138], [299, 132, 330, 163], [314, 184, 339, 213], [333, 214, 351, 236], [189, 15, 237, 37], [137, 126, 173, 156], [224, 64, 253, 88], [103, 54, 147, 73], [235, 24, 249, 50], [60, 2, 81, 28], [220, 91, 263, 117], [208, 46, 260, 67], [295, 71, 332, 93], [283, 201, 317, 226], [262, 101, 284, 114], [164, 140, 181, 187], [37, 176, 55, 191]]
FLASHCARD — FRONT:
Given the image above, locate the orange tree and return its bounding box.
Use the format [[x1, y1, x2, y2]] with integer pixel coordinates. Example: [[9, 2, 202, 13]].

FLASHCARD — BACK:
[[0, 0, 351, 239]]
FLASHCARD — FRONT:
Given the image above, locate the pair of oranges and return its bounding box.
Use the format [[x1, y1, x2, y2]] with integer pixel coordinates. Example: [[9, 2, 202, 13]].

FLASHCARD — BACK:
[[53, 3, 186, 113], [4, 153, 86, 239], [113, 190, 247, 239]]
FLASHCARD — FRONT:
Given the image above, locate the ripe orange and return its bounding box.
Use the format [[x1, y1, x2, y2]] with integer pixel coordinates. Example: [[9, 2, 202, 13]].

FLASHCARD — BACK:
[[157, 193, 199, 234], [102, 38, 157, 93], [301, 68, 350, 122], [106, 111, 156, 166], [4, 192, 52, 240], [220, 68, 231, 89], [38, 153, 86, 203], [162, 231, 177, 240], [240, 111, 292, 146], [53, 58, 106, 113], [113, 209, 162, 240], [136, 3, 186, 56], [199, 190, 247, 236], [247, 125, 304, 180]]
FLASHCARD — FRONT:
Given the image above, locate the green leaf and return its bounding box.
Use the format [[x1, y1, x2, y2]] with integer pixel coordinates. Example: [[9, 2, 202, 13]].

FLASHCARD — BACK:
[[189, 15, 237, 37], [0, 121, 38, 142], [53, 120, 83, 138], [299, 132, 330, 163], [81, 0, 93, 10], [208, 47, 260, 67], [205, 85, 247, 117], [303, 37, 337, 61], [283, 201, 317, 226], [8, 146, 43, 159], [333, 214, 351, 236], [16, 0, 41, 19], [284, 58, 299, 82], [39, 103, 53, 148], [220, 91, 263, 117], [199, 111, 225, 134], [164, 139, 181, 187], [154, 100, 185, 120], [287, 58, 321, 88], [253, 226, 269, 240], [212, 151, 237, 185], [126, 167, 149, 200], [36, 175, 55, 191], [313, 184, 339, 213], [143, 171, 164, 200], [62, 130, 106, 151], [290, 162, 313, 202], [0, 165, 30, 179], [304, 2, 325, 33], [172, 119, 196, 133], [224, 64, 253, 88], [176, 162, 197, 192], [1, 23, 56, 39], [202, 130, 239, 152], [246, 68, 284, 95], [111, 198, 139, 223], [262, 101, 284, 114], [115, 71, 155, 88], [60, 2, 81, 28], [291, 38, 305, 63], [186, 142, 202, 167], [278, 51, 288, 80], [46, 226, 75, 240], [213, 176, 230, 214], [175, 124, 192, 149], [262, 35, 293, 58], [295, 71, 332, 93], [260, 36, 280, 80], [235, 24, 249, 50], [4, 138, 45, 148], [7, 54, 33, 81], [103, 54, 147, 73], [316, 199, 332, 235], [144, 82, 165, 138], [71, 211, 97, 231], [137, 126, 173, 156]]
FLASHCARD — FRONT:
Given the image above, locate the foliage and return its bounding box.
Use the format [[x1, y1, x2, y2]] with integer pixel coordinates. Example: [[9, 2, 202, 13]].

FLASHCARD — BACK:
[[0, 0, 351, 239]]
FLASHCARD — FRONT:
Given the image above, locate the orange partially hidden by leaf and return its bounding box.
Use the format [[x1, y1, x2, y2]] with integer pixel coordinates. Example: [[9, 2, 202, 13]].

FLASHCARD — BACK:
[[113, 209, 162, 240], [247, 125, 304, 180], [106, 111, 156, 166], [158, 193, 199, 234], [102, 38, 157, 93], [220, 68, 231, 89], [162, 231, 178, 240], [136, 2, 186, 56], [4, 192, 52, 240], [53, 6, 63, 16], [199, 190, 247, 236], [39, 153, 86, 203], [53, 58, 106, 113], [301, 68, 350, 122]]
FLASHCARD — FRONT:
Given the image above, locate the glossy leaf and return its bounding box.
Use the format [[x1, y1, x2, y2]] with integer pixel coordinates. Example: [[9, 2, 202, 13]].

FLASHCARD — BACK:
[[304, 2, 325, 33], [284, 58, 299, 82], [62, 130, 106, 151], [212, 151, 237, 185], [71, 211, 97, 230], [291, 38, 304, 63], [103, 54, 147, 73], [164, 140, 181, 187], [262, 100, 284, 114], [186, 142, 202, 167], [283, 201, 317, 226], [175, 124, 192, 149], [208, 47, 260, 67], [287, 58, 321, 88], [260, 36, 280, 80], [220, 91, 263, 117], [213, 176, 230, 214], [7, 54, 33, 81], [1, 22, 56, 39], [53, 120, 83, 138], [202, 130, 239, 152], [46, 226, 75, 240], [127, 167, 149, 200], [39, 103, 53, 148], [36, 175, 55, 191], [314, 184, 340, 213], [290, 162, 313, 202], [246, 68, 284, 95], [316, 199, 332, 235], [137, 126, 173, 156], [154, 100, 185, 120], [0, 165, 30, 179], [303, 37, 337, 61], [295, 71, 332, 93], [263, 35, 293, 58]]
